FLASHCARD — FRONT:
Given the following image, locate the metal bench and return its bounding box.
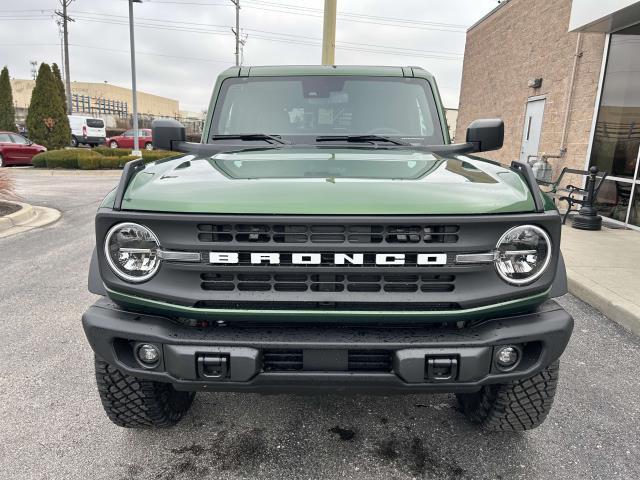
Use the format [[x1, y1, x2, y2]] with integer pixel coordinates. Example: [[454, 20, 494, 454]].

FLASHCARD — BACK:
[[537, 166, 608, 225]]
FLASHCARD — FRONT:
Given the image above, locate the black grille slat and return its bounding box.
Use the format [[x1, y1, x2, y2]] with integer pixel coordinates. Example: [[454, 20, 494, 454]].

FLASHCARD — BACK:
[[348, 350, 393, 371], [194, 301, 460, 311], [262, 349, 392, 372], [199, 272, 455, 294], [197, 223, 459, 244], [263, 350, 303, 371]]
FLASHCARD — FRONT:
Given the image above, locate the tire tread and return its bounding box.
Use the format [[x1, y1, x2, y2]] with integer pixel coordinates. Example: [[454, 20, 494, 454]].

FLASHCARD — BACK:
[[94, 357, 194, 428], [457, 361, 560, 431]]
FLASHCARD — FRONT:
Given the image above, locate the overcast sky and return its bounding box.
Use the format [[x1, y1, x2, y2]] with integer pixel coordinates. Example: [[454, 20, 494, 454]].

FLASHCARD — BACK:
[[0, 0, 499, 112]]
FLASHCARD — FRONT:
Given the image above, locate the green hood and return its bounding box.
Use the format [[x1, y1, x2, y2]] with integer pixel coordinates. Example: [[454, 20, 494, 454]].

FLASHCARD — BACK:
[[116, 147, 535, 215]]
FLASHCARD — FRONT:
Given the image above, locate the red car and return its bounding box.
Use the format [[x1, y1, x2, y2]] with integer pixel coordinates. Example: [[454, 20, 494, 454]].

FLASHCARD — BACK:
[[0, 132, 47, 167], [105, 128, 154, 150]]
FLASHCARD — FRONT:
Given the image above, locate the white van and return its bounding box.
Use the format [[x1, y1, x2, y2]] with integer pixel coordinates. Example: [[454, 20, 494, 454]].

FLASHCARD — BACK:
[[68, 115, 106, 147]]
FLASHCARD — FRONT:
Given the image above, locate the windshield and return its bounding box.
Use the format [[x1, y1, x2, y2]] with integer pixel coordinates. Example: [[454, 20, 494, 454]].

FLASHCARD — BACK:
[[210, 76, 445, 144]]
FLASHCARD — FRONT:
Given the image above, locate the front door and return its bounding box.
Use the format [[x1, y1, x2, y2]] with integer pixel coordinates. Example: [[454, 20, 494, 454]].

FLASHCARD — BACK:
[[520, 98, 545, 163]]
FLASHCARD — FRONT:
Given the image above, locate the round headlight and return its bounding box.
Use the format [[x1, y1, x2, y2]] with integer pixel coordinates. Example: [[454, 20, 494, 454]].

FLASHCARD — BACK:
[[104, 222, 160, 282], [495, 225, 551, 285]]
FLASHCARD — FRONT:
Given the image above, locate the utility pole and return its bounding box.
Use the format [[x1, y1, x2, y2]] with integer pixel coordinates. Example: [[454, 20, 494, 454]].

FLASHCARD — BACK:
[[321, 0, 337, 65], [239, 32, 248, 65], [129, 0, 143, 156], [55, 0, 74, 114], [55, 18, 65, 82], [230, 0, 240, 66]]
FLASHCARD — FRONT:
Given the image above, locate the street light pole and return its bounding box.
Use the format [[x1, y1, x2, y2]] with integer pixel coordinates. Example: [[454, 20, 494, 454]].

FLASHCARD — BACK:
[[129, 0, 142, 157]]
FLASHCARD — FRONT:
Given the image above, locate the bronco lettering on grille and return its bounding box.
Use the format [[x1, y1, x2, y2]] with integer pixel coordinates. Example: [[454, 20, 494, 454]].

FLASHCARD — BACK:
[[208, 252, 448, 266]]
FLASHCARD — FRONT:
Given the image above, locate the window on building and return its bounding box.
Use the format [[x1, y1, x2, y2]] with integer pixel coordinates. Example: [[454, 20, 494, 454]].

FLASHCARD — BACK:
[[590, 23, 640, 228]]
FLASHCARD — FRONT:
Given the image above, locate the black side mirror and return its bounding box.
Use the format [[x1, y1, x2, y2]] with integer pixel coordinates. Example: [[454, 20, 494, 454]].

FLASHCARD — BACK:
[[152, 118, 186, 151], [466, 119, 504, 152]]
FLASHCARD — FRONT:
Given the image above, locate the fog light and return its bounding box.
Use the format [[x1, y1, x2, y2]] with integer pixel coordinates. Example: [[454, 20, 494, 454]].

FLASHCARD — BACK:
[[137, 343, 160, 365], [496, 346, 520, 370]]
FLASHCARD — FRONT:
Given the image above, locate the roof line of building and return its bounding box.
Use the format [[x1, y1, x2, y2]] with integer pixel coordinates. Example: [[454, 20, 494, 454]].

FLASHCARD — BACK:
[[467, 0, 512, 32]]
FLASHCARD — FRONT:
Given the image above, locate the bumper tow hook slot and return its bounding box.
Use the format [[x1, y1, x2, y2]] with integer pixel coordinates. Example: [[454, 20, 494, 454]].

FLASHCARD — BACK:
[[426, 357, 458, 381], [197, 354, 229, 379]]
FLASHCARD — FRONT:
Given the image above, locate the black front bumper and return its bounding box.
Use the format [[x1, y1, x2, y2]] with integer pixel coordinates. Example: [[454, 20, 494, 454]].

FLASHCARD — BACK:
[[82, 298, 573, 393]]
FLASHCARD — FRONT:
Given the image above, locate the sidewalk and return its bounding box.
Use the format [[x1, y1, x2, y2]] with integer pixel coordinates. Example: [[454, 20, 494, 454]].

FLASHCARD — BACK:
[[561, 225, 640, 336], [0, 167, 122, 176]]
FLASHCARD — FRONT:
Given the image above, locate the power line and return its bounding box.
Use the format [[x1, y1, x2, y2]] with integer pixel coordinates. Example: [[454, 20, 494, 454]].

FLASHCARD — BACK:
[[145, 0, 467, 32], [71, 13, 463, 60], [0, 42, 233, 65], [244, 0, 467, 28], [71, 10, 230, 29]]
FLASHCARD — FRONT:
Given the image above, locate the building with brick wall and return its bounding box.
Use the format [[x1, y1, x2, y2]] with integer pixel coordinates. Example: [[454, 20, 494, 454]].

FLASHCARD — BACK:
[[10, 79, 179, 123], [456, 0, 640, 230]]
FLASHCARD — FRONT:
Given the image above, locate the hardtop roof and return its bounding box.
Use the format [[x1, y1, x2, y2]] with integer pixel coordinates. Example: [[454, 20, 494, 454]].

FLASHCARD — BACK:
[[218, 65, 435, 80]]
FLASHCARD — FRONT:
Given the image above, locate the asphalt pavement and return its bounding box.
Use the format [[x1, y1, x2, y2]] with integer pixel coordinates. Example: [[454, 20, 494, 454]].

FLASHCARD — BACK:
[[1, 169, 639, 480]]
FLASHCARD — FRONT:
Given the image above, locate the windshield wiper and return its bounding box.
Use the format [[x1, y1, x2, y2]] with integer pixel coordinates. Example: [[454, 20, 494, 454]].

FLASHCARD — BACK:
[[211, 134, 290, 145], [315, 135, 411, 146]]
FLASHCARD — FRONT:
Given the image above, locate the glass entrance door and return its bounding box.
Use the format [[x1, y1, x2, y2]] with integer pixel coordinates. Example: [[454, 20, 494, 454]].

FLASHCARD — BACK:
[[589, 24, 640, 229]]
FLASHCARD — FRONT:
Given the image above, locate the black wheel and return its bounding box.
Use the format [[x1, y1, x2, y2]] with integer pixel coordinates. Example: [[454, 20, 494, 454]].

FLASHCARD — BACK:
[[144, 142, 153, 150], [0, 154, 4, 167], [70, 136, 78, 147], [456, 360, 560, 431], [109, 140, 119, 149], [94, 356, 195, 428]]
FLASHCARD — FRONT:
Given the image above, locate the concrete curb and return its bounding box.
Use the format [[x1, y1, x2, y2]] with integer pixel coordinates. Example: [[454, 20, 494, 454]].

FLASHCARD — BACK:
[[0, 167, 122, 176], [567, 269, 640, 337], [0, 201, 61, 238], [0, 201, 37, 231]]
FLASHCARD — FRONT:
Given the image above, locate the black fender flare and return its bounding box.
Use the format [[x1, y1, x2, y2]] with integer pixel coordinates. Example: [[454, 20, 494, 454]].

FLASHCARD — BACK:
[[549, 252, 568, 298], [88, 247, 107, 296]]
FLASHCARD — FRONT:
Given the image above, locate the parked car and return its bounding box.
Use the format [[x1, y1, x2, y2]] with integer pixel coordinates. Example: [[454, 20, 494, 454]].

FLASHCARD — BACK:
[[0, 132, 46, 167], [68, 115, 106, 147], [105, 128, 153, 150]]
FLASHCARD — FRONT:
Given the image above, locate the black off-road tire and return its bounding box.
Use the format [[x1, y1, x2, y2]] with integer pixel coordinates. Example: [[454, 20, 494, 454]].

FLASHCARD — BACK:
[[94, 357, 195, 428], [456, 360, 560, 431]]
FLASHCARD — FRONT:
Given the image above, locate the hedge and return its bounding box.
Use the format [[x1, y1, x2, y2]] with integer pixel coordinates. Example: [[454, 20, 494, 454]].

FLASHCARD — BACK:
[[32, 148, 176, 169]]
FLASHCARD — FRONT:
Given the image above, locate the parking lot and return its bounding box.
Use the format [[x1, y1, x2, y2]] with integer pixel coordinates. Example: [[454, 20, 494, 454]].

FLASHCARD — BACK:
[[1, 169, 639, 480]]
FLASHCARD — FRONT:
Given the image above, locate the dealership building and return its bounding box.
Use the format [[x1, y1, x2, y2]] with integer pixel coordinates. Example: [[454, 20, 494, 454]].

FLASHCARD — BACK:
[[456, 0, 640, 230]]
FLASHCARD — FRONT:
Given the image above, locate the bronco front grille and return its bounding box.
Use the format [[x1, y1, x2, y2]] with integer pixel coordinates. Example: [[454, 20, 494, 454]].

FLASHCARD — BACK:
[[97, 212, 561, 314], [197, 223, 459, 244], [201, 272, 455, 293]]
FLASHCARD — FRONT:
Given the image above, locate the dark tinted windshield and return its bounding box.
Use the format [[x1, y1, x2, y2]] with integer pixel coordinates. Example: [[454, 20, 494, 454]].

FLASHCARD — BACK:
[[211, 76, 444, 144]]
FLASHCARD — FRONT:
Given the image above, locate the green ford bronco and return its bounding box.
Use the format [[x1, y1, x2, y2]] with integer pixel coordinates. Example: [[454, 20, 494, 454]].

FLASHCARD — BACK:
[[83, 65, 572, 431]]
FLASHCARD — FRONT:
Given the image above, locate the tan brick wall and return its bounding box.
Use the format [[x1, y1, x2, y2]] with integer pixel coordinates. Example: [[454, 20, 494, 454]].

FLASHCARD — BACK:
[[10, 79, 179, 117], [456, 0, 606, 180]]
